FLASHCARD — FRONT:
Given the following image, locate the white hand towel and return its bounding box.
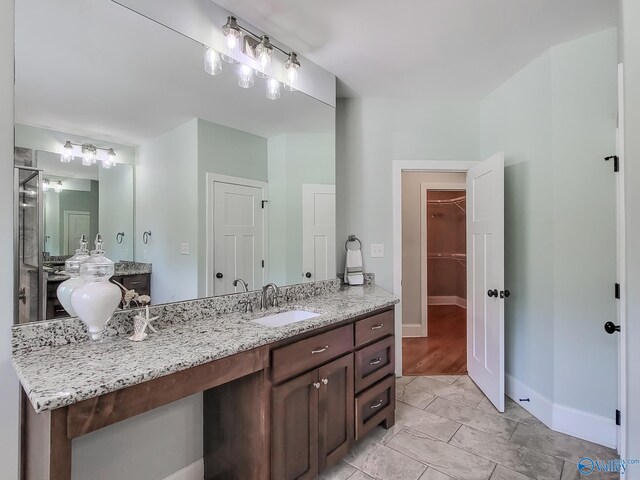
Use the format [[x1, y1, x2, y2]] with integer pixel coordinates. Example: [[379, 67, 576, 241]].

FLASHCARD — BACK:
[[344, 248, 364, 285]]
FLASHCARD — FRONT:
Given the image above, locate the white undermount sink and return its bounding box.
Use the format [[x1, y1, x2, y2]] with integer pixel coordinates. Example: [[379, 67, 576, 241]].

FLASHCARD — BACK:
[[253, 309, 321, 327]]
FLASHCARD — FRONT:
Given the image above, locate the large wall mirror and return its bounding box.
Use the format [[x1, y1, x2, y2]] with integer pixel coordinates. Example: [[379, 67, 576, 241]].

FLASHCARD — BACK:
[[14, 0, 336, 323]]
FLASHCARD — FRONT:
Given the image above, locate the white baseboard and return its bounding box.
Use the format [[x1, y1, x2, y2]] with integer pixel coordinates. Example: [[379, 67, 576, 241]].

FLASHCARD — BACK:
[[402, 323, 424, 337], [162, 459, 204, 480], [428, 296, 467, 309], [506, 374, 616, 448]]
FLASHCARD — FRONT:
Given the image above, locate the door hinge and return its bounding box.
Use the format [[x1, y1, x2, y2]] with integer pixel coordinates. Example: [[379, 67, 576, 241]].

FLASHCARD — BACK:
[[261, 260, 265, 268], [615, 283, 621, 300], [261, 200, 268, 209], [616, 409, 621, 426], [604, 155, 619, 173]]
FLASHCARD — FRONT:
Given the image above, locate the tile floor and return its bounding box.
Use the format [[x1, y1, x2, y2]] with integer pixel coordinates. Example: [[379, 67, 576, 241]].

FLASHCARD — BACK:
[[319, 375, 619, 480]]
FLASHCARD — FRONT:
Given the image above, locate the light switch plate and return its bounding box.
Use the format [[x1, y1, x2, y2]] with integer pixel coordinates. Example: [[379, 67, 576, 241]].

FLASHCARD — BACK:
[[180, 243, 190, 255], [370, 244, 384, 258]]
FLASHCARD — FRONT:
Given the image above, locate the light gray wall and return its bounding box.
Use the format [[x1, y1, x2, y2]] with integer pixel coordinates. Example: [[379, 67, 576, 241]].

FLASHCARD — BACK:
[[196, 118, 268, 296], [136, 118, 199, 304], [268, 133, 336, 284], [99, 165, 135, 261], [335, 98, 479, 291], [621, 0, 640, 469], [1, 0, 20, 477], [480, 28, 618, 418]]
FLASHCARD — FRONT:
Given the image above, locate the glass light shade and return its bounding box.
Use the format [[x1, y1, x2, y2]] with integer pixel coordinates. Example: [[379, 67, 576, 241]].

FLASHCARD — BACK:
[[54, 181, 63, 193], [255, 37, 273, 79], [42, 178, 50, 192], [82, 145, 95, 166], [204, 47, 223, 75], [104, 148, 116, 168], [61, 141, 74, 163], [266, 77, 281, 100], [222, 16, 241, 63], [238, 64, 255, 88], [284, 63, 299, 91]]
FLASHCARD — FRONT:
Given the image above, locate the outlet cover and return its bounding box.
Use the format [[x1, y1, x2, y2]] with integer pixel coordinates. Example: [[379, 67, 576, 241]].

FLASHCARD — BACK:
[[180, 243, 190, 255], [370, 244, 384, 258]]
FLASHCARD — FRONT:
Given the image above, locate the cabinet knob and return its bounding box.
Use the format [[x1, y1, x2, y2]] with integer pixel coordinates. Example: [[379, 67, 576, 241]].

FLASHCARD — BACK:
[[305, 272, 312, 278], [216, 272, 223, 279], [322, 378, 328, 385], [313, 382, 321, 389]]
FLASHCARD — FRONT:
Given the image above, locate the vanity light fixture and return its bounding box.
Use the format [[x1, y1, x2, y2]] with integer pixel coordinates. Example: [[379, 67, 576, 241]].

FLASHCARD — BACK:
[[204, 16, 301, 100], [284, 52, 300, 91], [255, 36, 273, 78], [221, 16, 241, 63], [62, 141, 118, 168], [54, 181, 63, 193]]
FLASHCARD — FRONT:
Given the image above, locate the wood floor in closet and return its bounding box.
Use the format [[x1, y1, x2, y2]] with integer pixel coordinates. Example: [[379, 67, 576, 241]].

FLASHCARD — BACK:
[[402, 305, 467, 375]]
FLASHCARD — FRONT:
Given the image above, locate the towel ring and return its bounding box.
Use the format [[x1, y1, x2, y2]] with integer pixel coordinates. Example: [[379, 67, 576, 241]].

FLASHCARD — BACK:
[[345, 234, 362, 251]]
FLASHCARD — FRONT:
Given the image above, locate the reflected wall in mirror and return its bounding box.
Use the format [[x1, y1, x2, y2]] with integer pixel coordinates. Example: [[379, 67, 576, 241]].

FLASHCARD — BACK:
[[14, 0, 336, 323]]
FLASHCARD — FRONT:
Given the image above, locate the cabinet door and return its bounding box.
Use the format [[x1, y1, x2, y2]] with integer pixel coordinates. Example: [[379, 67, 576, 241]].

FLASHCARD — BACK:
[[272, 370, 319, 480], [318, 354, 354, 472]]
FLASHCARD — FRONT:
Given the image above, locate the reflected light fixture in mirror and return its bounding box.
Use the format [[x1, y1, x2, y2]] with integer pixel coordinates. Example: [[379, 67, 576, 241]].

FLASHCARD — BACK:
[[54, 180, 63, 193], [61, 140, 74, 162], [42, 178, 50, 191], [82, 144, 96, 165], [221, 15, 241, 63], [238, 64, 255, 88], [204, 46, 223, 76], [266, 77, 281, 100]]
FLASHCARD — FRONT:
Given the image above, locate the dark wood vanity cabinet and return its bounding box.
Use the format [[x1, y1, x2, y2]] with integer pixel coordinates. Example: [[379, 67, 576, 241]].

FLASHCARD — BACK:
[[272, 354, 354, 480], [270, 308, 395, 480]]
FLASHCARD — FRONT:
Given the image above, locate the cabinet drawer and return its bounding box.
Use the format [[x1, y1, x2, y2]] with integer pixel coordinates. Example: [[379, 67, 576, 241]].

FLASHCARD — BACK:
[[272, 325, 353, 384], [355, 336, 395, 393], [122, 274, 149, 291], [355, 375, 395, 440], [354, 310, 394, 347]]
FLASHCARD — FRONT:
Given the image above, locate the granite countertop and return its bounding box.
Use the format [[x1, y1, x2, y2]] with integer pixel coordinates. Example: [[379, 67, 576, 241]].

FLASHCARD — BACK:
[[46, 261, 152, 282], [12, 285, 398, 413]]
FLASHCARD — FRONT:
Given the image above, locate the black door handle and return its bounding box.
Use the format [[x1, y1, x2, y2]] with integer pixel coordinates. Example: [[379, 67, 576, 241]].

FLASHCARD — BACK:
[[500, 290, 511, 299], [216, 272, 223, 279], [488, 289, 498, 298], [305, 272, 312, 278], [604, 321, 620, 334]]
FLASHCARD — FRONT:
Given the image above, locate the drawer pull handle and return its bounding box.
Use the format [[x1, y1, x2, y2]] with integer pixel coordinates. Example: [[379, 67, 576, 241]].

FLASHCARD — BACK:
[[322, 378, 329, 385], [371, 323, 384, 330], [129, 281, 142, 286], [369, 357, 383, 366], [313, 382, 321, 389], [311, 345, 329, 354], [370, 399, 384, 409]]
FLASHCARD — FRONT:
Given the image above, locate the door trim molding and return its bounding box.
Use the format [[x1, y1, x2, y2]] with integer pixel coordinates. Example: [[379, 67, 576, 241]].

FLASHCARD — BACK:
[[63, 210, 90, 255], [205, 173, 269, 297], [392, 160, 479, 376]]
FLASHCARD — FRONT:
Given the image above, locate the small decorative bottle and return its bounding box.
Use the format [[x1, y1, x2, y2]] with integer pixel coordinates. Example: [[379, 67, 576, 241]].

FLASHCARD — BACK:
[[56, 235, 90, 317], [70, 234, 122, 341]]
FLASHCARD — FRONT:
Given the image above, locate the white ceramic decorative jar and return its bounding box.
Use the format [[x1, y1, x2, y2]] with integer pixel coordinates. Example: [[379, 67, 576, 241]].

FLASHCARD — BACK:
[[56, 235, 89, 317], [70, 234, 121, 341]]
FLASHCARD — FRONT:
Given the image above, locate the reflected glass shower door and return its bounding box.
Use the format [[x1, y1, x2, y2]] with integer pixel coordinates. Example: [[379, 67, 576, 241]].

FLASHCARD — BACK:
[[14, 167, 44, 324]]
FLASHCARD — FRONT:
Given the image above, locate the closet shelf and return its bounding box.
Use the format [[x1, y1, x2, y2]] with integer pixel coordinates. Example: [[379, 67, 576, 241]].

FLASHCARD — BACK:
[[427, 195, 466, 213], [428, 253, 466, 266]]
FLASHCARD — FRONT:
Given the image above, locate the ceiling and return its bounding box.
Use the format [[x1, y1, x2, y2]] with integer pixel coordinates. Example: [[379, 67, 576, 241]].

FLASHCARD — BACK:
[[15, 0, 333, 146], [212, 0, 618, 99]]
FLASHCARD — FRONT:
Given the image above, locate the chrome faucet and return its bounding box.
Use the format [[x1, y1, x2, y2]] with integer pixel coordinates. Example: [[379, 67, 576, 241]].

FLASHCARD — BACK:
[[261, 283, 279, 311], [232, 278, 249, 292]]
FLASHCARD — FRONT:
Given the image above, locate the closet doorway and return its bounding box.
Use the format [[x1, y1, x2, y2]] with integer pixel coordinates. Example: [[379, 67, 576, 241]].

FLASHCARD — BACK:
[[401, 173, 467, 376]]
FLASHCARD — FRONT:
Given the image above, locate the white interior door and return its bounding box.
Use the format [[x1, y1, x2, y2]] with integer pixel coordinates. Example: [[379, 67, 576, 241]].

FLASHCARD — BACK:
[[302, 184, 336, 283], [467, 152, 505, 412], [213, 181, 264, 295], [64, 211, 90, 255]]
